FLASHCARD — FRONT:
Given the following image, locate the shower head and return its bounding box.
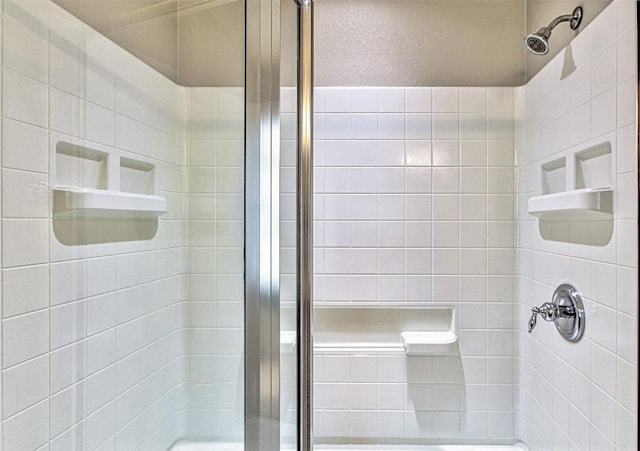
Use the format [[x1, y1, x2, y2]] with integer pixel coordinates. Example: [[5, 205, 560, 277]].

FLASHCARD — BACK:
[[525, 27, 552, 55], [524, 6, 583, 56]]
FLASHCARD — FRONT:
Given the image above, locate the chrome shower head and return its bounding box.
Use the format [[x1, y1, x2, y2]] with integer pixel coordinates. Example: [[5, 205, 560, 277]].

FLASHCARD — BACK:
[[524, 6, 583, 56], [524, 27, 552, 55]]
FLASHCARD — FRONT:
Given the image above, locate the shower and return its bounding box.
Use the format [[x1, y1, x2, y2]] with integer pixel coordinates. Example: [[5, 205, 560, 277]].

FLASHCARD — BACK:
[[0, 0, 637, 450], [524, 6, 583, 55]]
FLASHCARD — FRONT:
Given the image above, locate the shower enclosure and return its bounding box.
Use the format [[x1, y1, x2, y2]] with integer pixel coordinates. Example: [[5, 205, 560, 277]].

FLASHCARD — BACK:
[[0, 0, 637, 450]]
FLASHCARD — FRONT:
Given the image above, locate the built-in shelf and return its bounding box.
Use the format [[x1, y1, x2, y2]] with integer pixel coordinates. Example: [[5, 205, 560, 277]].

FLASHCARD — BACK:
[[53, 186, 167, 218], [401, 330, 458, 356], [528, 187, 613, 221], [52, 141, 167, 219], [281, 303, 458, 356], [530, 141, 614, 221]]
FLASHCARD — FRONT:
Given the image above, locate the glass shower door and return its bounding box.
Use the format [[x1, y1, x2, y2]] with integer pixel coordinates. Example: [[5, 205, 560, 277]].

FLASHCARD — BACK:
[[0, 0, 248, 449]]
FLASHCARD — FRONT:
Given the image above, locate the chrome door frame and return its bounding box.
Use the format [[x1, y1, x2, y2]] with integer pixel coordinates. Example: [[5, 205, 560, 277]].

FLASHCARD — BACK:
[[245, 0, 281, 450], [295, 1, 314, 450], [246, 1, 315, 449]]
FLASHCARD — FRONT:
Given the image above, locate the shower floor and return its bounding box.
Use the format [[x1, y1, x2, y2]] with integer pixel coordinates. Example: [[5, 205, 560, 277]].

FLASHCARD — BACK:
[[171, 442, 528, 451]]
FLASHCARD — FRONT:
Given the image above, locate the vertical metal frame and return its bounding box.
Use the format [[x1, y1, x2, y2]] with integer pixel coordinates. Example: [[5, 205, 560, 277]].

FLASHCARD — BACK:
[[635, 5, 640, 448], [296, 1, 314, 450], [246, 1, 314, 449], [245, 0, 281, 450]]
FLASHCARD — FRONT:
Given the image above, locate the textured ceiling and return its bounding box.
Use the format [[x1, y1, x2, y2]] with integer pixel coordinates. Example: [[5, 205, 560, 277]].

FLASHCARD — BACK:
[[52, 0, 612, 87], [283, 0, 526, 87]]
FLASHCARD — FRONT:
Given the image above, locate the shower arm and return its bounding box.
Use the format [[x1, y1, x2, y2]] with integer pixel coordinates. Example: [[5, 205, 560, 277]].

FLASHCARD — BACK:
[[547, 7, 583, 32], [546, 13, 576, 30]]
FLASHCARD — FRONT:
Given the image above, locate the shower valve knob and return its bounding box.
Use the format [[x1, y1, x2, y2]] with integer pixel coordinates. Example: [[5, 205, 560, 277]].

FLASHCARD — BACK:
[[528, 303, 557, 332], [528, 308, 537, 332], [527, 283, 585, 342]]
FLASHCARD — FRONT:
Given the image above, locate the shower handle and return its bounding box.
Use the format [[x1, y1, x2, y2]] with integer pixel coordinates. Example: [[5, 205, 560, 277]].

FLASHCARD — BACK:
[[528, 303, 555, 332], [528, 302, 575, 331], [527, 283, 585, 342]]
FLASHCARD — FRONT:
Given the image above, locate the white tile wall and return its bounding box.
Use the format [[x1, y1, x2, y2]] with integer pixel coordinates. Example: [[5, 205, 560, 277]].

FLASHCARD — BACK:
[[0, 0, 190, 449], [515, 1, 638, 450], [186, 87, 245, 439], [280, 85, 517, 441]]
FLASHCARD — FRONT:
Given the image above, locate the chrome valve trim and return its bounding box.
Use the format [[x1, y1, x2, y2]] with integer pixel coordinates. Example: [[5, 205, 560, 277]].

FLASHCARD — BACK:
[[528, 283, 585, 342]]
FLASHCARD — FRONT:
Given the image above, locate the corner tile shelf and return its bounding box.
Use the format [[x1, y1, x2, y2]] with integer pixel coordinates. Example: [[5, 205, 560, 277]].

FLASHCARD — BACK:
[[281, 303, 458, 356], [52, 141, 167, 219], [528, 141, 613, 221]]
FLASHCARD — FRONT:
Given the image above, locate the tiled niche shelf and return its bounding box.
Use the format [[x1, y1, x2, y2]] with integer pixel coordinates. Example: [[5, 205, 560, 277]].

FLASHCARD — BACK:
[[52, 141, 167, 219], [281, 303, 458, 356], [528, 142, 613, 221]]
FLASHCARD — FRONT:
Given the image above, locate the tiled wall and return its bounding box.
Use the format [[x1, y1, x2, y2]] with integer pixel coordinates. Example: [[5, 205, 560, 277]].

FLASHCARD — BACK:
[[280, 86, 518, 440], [515, 1, 638, 449], [0, 1, 190, 449], [186, 87, 245, 439]]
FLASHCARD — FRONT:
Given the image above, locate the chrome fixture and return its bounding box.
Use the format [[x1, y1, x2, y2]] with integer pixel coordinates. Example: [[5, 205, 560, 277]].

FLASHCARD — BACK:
[[524, 6, 583, 55], [245, 0, 282, 449], [295, 1, 314, 451], [528, 283, 585, 342]]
